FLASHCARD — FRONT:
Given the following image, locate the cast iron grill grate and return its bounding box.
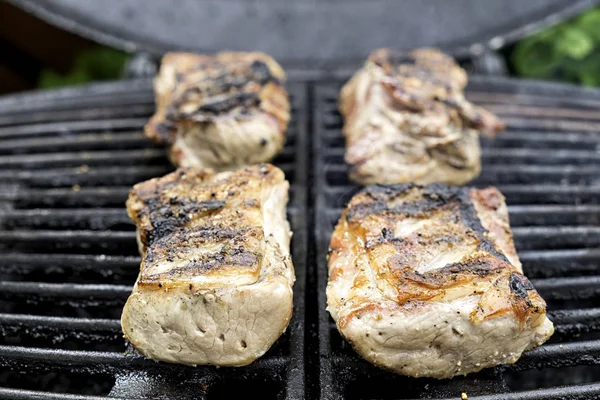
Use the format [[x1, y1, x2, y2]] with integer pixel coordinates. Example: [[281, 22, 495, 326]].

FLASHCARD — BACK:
[[313, 76, 600, 400], [0, 80, 308, 400], [2, 73, 600, 399]]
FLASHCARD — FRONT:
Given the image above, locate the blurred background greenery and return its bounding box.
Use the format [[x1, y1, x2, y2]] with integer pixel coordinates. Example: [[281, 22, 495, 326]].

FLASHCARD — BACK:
[[1, 2, 599, 93], [510, 6, 600, 86], [37, 48, 130, 89]]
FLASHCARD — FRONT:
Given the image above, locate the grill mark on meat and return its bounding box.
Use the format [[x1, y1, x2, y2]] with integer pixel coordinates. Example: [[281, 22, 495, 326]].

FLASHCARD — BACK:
[[345, 184, 532, 306], [144, 248, 261, 281], [127, 166, 279, 285], [194, 92, 261, 115], [141, 199, 226, 247], [345, 184, 513, 281], [391, 255, 505, 295], [509, 273, 535, 299]]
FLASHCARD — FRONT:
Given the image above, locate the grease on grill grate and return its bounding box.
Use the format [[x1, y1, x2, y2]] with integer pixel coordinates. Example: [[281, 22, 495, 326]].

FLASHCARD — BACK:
[[0, 80, 308, 399], [313, 78, 600, 400]]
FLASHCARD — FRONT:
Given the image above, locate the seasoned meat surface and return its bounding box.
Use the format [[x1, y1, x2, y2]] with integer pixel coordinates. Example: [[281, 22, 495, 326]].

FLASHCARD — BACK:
[[339, 48, 504, 185], [122, 164, 294, 366], [327, 184, 553, 378], [146, 52, 290, 171]]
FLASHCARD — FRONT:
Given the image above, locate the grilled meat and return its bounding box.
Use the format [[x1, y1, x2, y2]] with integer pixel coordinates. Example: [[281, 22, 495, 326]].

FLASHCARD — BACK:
[[339, 48, 504, 185], [122, 164, 294, 366], [146, 52, 290, 171], [327, 184, 553, 378]]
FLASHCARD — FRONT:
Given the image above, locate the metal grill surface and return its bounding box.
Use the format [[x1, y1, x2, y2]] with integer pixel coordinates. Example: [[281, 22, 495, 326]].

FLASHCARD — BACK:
[[1, 75, 600, 399]]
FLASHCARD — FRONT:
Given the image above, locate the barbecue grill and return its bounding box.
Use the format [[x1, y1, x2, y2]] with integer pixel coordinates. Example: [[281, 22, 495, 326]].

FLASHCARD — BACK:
[[2, 1, 600, 399]]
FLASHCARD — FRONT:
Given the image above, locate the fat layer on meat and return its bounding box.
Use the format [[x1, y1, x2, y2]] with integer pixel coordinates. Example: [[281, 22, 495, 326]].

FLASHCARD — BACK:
[[146, 52, 290, 172], [122, 164, 294, 366], [327, 184, 553, 378], [339, 48, 504, 185]]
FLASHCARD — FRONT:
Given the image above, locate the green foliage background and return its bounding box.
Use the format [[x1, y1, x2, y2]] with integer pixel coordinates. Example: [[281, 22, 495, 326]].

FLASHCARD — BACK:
[[511, 7, 600, 86], [38, 47, 129, 89]]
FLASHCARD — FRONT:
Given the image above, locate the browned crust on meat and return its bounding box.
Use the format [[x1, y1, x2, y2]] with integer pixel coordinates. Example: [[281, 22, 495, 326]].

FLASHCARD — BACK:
[[338, 48, 504, 185], [329, 184, 546, 328], [126, 163, 284, 290], [145, 52, 290, 146], [364, 48, 504, 136]]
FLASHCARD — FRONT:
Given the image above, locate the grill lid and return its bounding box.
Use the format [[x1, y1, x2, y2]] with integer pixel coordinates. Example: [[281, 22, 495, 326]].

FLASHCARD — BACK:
[[8, 0, 599, 64]]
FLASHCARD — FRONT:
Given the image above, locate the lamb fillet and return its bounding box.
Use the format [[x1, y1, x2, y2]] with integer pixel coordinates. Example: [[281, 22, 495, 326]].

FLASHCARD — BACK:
[[146, 52, 290, 171], [339, 48, 504, 185], [122, 164, 294, 366], [327, 184, 553, 378]]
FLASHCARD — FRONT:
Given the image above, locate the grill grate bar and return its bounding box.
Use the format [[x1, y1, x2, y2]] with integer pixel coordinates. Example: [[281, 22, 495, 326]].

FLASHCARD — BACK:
[[0, 119, 147, 139], [481, 148, 600, 165], [0, 146, 295, 169], [0, 165, 173, 188], [0, 253, 138, 266], [1, 208, 130, 230], [496, 185, 600, 205], [0, 388, 128, 400], [466, 91, 600, 109], [531, 275, 600, 291], [0, 164, 294, 187], [479, 104, 600, 120], [0, 105, 154, 128], [0, 253, 139, 284], [0, 229, 137, 251], [0, 313, 120, 331], [512, 226, 600, 250], [0, 131, 150, 154], [1, 187, 132, 208], [530, 276, 600, 304], [0, 79, 153, 113], [0, 148, 165, 169], [508, 206, 600, 226], [515, 340, 600, 370], [520, 249, 600, 278], [489, 117, 600, 132], [477, 165, 600, 185], [0, 344, 286, 372], [548, 308, 600, 333], [0, 281, 131, 297]]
